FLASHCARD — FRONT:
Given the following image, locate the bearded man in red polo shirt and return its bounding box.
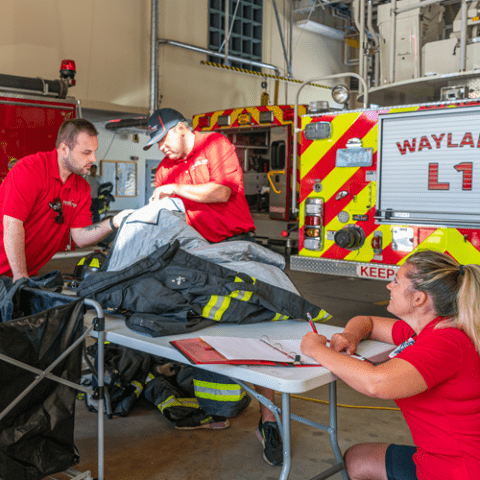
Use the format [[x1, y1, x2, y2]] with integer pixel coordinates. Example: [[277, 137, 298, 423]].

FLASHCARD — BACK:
[[144, 108, 283, 467], [0, 118, 132, 282]]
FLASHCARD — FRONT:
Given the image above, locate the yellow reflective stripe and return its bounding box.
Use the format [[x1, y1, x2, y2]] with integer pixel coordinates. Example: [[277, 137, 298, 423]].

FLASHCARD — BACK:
[[193, 380, 242, 390], [271, 313, 289, 321], [235, 275, 256, 284], [312, 309, 332, 322], [131, 380, 143, 397], [230, 290, 253, 301], [202, 295, 231, 321], [77, 257, 85, 266], [194, 391, 246, 402], [193, 379, 245, 401], [90, 258, 100, 268], [146, 373, 155, 382], [158, 395, 200, 413]]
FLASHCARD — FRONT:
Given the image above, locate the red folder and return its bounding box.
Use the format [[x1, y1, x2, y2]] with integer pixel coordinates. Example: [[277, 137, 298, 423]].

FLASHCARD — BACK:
[[170, 338, 319, 367]]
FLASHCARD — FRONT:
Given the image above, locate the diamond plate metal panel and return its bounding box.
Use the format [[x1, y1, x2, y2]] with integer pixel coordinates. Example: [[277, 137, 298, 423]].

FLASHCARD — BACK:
[[290, 256, 399, 280]]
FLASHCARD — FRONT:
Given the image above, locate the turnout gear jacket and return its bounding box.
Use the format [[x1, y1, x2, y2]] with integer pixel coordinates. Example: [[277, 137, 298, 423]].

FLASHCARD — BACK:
[[76, 240, 330, 337]]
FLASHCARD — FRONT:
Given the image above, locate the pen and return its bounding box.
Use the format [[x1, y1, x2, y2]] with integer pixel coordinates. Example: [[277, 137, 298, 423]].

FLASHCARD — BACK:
[[307, 312, 318, 334]]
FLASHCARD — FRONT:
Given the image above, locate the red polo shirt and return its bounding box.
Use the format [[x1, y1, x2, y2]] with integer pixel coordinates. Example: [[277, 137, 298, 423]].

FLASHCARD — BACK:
[[155, 131, 255, 242], [392, 319, 480, 480], [0, 149, 92, 277]]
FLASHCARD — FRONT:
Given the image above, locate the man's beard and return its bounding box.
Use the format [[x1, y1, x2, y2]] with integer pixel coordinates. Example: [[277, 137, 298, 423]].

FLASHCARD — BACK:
[[63, 152, 85, 175]]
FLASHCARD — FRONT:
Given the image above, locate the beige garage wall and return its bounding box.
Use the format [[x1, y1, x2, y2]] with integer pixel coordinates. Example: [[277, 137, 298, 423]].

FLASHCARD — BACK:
[[0, 0, 347, 118]]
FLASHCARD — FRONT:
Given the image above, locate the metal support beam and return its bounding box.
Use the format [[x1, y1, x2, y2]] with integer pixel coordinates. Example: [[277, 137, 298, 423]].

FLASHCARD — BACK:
[[272, 0, 293, 77], [149, 0, 159, 115]]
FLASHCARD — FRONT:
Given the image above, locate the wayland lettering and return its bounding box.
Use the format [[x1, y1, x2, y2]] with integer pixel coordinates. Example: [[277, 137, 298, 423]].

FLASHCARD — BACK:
[[396, 132, 480, 154]]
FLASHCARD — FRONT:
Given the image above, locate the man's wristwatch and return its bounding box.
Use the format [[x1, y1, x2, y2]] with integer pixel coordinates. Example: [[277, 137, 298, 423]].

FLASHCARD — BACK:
[[109, 217, 117, 230]]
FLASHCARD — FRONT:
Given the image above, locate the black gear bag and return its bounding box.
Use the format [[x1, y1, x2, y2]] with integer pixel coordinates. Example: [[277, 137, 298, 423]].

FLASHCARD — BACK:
[[0, 285, 84, 480]]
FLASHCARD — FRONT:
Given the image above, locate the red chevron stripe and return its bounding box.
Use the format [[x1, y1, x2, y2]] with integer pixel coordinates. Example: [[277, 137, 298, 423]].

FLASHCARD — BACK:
[[322, 161, 377, 226], [300, 112, 378, 203], [457, 228, 480, 250], [417, 100, 480, 111]]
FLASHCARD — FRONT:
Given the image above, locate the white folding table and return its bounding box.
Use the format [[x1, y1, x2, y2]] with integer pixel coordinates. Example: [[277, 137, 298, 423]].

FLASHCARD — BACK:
[[91, 316, 394, 480]]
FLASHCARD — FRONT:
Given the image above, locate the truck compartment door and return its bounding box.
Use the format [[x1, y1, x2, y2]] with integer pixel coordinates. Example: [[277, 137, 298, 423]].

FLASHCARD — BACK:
[[269, 126, 290, 220], [376, 106, 480, 227]]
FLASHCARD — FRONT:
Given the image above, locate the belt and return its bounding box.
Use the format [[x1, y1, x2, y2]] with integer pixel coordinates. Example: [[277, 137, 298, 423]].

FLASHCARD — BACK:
[[218, 231, 256, 243]]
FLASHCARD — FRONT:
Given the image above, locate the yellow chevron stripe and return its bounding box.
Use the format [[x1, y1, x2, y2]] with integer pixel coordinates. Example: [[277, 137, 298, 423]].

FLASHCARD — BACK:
[[387, 106, 420, 114], [300, 112, 363, 180], [411, 228, 480, 265], [196, 105, 308, 130], [360, 122, 378, 150], [445, 230, 480, 263]]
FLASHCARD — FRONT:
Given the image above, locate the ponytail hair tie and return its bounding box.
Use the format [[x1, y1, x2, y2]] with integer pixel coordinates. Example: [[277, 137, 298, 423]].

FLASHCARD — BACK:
[[459, 264, 465, 276]]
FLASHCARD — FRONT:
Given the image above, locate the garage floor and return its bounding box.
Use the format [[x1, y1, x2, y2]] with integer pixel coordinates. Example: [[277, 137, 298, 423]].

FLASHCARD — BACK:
[[40, 250, 413, 480]]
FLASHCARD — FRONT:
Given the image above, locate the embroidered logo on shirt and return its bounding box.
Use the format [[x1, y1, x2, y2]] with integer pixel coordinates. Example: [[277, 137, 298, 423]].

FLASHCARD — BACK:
[[190, 158, 208, 170], [63, 200, 78, 208]]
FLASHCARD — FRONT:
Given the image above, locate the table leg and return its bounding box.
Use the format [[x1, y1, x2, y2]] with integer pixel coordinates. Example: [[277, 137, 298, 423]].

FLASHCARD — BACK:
[[328, 381, 349, 480], [279, 392, 292, 480], [231, 380, 349, 480]]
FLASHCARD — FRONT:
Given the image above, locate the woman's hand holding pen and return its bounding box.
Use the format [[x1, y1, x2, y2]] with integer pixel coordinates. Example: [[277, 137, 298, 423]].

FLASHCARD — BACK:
[[329, 332, 360, 356], [300, 332, 328, 358], [301, 331, 362, 359]]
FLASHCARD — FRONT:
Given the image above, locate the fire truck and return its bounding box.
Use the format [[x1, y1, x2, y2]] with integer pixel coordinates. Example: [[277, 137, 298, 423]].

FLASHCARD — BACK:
[[290, 100, 480, 281], [0, 62, 78, 251], [286, 0, 480, 280], [192, 104, 311, 251], [0, 61, 77, 183]]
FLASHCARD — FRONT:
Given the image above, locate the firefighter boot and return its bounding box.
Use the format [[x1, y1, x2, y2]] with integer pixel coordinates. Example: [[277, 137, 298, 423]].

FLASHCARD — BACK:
[[174, 409, 230, 430]]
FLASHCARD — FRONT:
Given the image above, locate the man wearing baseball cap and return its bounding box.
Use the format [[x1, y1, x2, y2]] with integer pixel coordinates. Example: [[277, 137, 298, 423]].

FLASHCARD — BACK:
[[144, 108, 283, 466], [144, 108, 256, 243]]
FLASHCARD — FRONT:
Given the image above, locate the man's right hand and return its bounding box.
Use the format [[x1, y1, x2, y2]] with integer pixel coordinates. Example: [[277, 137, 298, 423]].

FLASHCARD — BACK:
[[112, 209, 135, 228], [150, 184, 176, 202]]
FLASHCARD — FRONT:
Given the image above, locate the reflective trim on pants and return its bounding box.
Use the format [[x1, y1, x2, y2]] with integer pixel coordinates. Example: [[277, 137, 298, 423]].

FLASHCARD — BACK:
[[193, 379, 246, 402], [131, 380, 144, 398], [158, 395, 200, 414]]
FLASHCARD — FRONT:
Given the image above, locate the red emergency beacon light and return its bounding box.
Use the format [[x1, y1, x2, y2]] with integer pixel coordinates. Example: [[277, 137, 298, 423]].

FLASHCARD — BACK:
[[60, 59, 76, 86]]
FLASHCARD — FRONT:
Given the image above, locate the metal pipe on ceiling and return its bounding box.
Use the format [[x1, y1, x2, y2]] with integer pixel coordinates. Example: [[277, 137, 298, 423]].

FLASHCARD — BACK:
[[157, 38, 282, 76]]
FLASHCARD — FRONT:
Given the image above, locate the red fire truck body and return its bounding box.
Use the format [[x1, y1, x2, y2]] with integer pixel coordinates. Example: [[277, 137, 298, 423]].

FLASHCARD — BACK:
[[0, 64, 78, 252], [290, 100, 480, 281], [0, 93, 76, 183]]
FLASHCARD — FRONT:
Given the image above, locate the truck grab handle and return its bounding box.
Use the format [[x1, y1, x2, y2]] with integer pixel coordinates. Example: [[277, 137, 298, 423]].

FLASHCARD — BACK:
[[292, 73, 369, 215]]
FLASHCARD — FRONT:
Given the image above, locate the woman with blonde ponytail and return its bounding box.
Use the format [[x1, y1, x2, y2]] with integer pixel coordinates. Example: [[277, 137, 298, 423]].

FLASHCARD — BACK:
[[301, 250, 480, 480]]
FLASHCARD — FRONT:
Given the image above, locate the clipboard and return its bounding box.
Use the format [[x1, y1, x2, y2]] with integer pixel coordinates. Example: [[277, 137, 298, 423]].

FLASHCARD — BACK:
[[170, 336, 322, 367]]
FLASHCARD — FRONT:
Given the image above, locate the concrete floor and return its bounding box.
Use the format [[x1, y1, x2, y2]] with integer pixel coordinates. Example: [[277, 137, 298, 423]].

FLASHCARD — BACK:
[[41, 251, 414, 480]]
